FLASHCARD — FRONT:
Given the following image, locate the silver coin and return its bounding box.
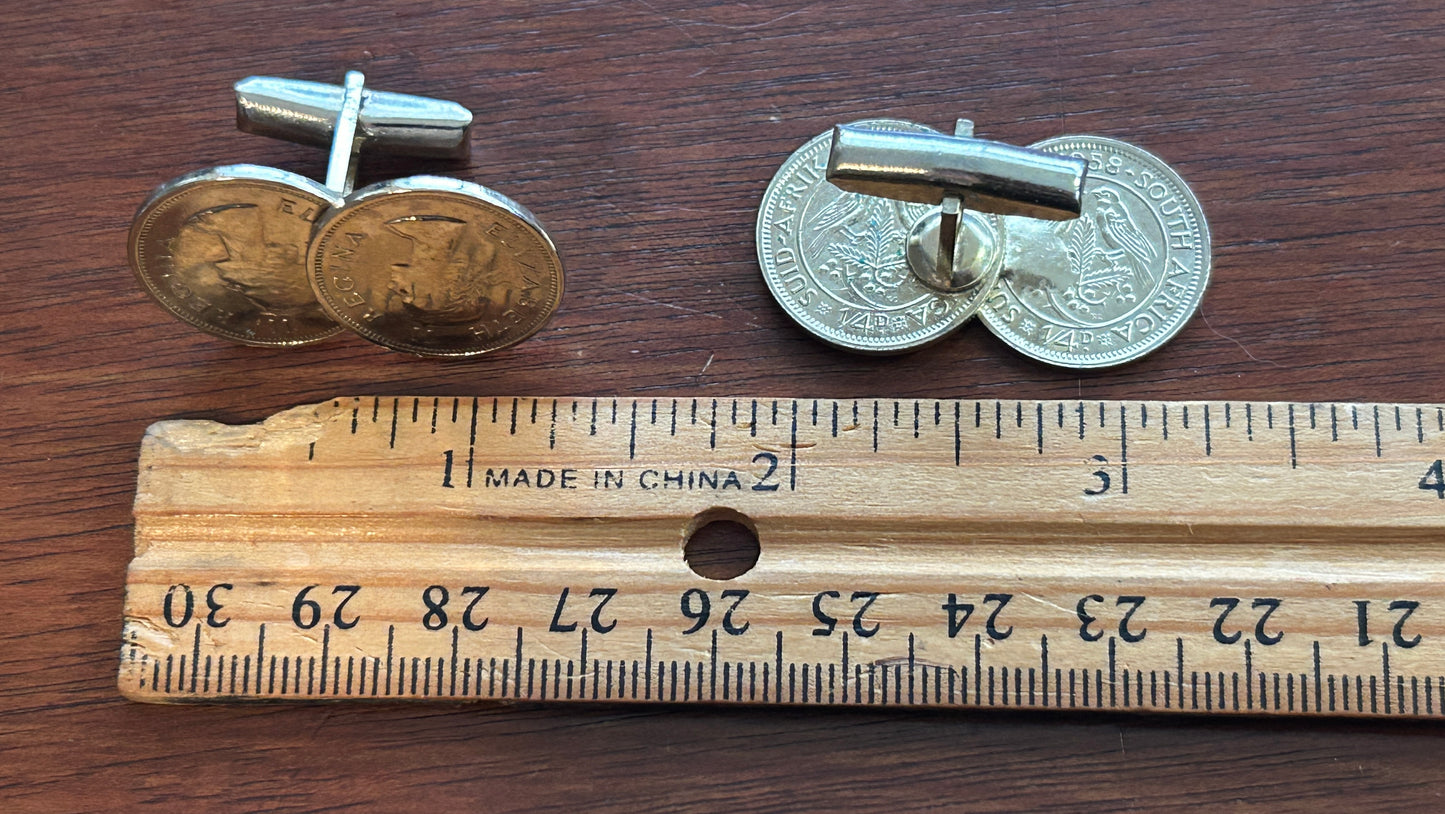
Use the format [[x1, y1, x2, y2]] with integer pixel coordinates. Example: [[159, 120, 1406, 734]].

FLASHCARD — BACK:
[[756, 120, 1002, 355], [979, 136, 1211, 368]]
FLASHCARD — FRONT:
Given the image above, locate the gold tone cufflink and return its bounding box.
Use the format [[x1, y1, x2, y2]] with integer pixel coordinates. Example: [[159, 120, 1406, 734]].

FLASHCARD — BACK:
[[129, 72, 564, 357]]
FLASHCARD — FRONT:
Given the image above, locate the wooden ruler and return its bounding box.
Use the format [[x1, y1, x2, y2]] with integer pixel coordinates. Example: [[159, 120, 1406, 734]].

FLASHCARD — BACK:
[[122, 396, 1445, 717]]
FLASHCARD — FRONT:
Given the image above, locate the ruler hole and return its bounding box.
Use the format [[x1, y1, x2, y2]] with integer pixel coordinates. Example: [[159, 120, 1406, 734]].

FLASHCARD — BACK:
[[684, 509, 759, 580]]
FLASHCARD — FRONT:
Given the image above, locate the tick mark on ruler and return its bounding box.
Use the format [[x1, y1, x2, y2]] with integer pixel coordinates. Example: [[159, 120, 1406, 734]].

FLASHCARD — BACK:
[[1119, 405, 1129, 493], [954, 402, 961, 466], [790, 400, 798, 490], [1036, 403, 1044, 454], [871, 401, 880, 452], [466, 399, 478, 488], [1374, 406, 1382, 457], [1289, 404, 1297, 468], [1203, 405, 1211, 456]]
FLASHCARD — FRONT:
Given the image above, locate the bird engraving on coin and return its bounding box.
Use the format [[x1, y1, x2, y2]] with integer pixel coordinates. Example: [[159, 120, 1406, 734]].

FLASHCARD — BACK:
[[757, 120, 1001, 354], [980, 136, 1210, 368], [310, 177, 562, 357], [128, 166, 344, 346]]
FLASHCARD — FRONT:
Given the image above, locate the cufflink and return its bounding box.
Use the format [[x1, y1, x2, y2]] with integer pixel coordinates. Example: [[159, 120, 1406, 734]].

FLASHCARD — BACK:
[[757, 118, 1209, 367], [130, 72, 564, 358], [757, 118, 1084, 354], [128, 73, 471, 346], [241, 72, 563, 358]]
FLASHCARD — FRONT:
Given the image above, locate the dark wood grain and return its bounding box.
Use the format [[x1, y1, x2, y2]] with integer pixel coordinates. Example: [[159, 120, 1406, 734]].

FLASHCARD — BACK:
[[6, 0, 1445, 809]]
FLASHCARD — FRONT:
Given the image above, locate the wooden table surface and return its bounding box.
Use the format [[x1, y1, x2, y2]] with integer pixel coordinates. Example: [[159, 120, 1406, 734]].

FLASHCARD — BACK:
[[8, 0, 1445, 809]]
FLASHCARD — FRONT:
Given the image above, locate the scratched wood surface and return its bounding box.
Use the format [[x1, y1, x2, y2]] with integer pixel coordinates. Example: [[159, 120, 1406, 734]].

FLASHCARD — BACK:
[[6, 0, 1445, 810]]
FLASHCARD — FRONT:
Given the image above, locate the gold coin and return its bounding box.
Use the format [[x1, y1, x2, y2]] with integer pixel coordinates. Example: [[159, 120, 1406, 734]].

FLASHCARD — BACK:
[[309, 176, 563, 357], [128, 165, 345, 346]]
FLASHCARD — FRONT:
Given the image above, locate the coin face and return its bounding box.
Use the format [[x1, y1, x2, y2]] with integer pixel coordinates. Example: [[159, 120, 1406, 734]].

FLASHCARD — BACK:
[[756, 120, 1000, 355], [979, 136, 1211, 368], [128, 165, 345, 346], [309, 176, 563, 357]]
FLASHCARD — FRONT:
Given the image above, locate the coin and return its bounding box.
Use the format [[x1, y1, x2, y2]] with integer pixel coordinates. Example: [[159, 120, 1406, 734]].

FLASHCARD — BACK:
[[128, 165, 345, 346], [309, 176, 564, 357], [756, 120, 1003, 355], [979, 136, 1211, 368]]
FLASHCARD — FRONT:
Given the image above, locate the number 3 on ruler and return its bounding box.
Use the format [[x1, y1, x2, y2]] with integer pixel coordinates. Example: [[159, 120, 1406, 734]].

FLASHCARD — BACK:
[[1085, 455, 1111, 496]]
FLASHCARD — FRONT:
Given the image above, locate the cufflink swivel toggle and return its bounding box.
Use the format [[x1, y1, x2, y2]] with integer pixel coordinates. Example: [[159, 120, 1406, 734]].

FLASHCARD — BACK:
[[234, 73, 473, 166], [129, 73, 563, 356], [826, 119, 1087, 293]]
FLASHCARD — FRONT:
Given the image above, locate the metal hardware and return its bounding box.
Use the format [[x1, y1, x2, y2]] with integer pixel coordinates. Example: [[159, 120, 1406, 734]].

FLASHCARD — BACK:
[[826, 119, 1086, 292]]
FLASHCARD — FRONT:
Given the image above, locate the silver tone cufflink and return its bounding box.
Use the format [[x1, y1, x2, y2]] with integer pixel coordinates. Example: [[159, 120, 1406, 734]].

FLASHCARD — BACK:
[[129, 73, 564, 357], [757, 118, 1210, 366]]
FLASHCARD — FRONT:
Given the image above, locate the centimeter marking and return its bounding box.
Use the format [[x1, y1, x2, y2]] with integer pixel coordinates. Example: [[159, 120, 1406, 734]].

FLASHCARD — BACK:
[[121, 397, 1445, 715], [126, 622, 1438, 717]]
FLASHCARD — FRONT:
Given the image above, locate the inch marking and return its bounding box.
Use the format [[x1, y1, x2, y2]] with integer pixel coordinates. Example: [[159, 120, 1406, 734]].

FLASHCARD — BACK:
[[789, 400, 798, 491], [1289, 404, 1298, 469], [1119, 405, 1129, 494]]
